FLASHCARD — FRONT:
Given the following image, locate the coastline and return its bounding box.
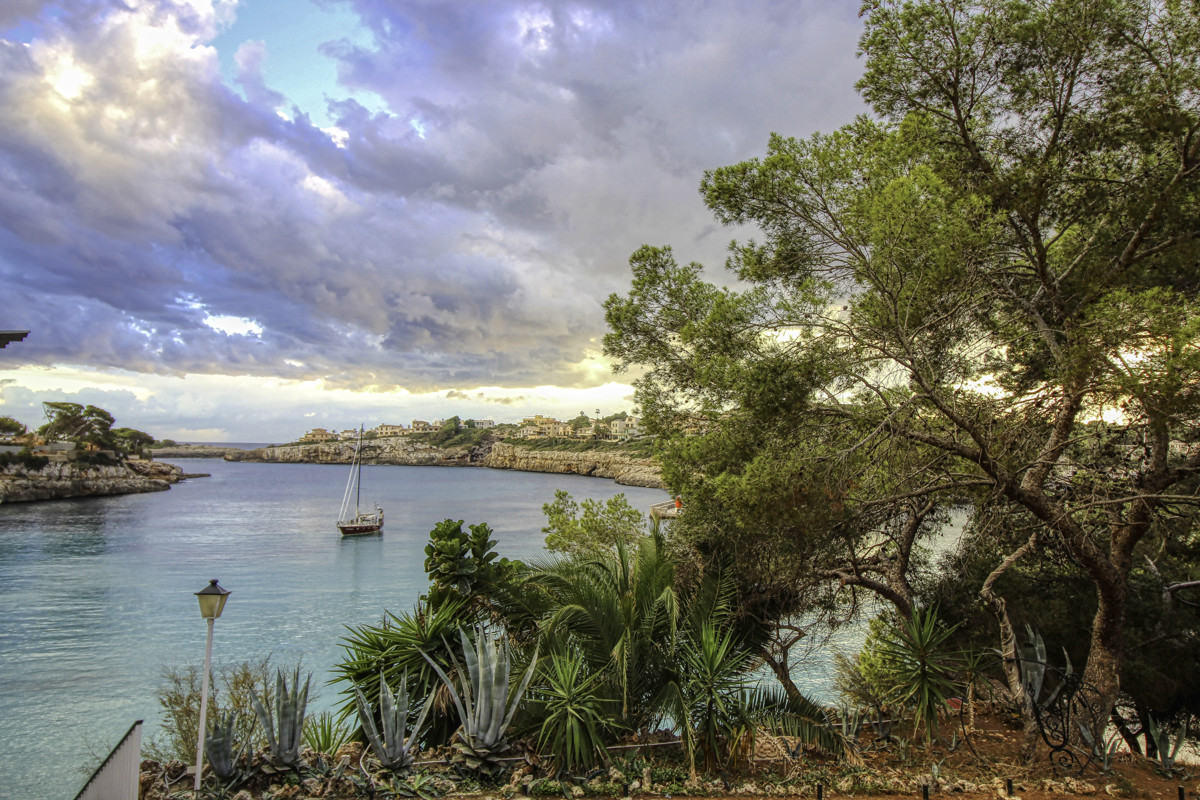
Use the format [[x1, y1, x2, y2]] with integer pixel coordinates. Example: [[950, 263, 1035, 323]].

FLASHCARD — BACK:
[[0, 457, 185, 504], [218, 437, 665, 489], [2, 438, 663, 505]]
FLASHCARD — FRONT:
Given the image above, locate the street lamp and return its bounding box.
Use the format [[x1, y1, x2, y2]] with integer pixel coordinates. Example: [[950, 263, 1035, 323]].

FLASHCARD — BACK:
[[193, 579, 230, 792]]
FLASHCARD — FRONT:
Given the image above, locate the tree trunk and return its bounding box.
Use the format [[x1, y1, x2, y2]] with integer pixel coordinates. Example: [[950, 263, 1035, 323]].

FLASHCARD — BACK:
[[979, 532, 1042, 762], [1080, 577, 1126, 742]]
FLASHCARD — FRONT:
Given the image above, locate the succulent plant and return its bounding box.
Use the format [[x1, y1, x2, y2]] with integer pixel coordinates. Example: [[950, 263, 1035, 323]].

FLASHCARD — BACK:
[[205, 710, 252, 782], [423, 627, 538, 776], [354, 670, 433, 772], [250, 665, 311, 771]]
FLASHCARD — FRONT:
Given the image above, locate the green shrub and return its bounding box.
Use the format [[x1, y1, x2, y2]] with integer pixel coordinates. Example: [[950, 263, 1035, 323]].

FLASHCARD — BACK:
[[148, 656, 275, 763]]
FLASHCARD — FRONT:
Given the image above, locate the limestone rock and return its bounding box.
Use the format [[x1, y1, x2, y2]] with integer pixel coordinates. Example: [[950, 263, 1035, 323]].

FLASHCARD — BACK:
[[0, 458, 183, 504]]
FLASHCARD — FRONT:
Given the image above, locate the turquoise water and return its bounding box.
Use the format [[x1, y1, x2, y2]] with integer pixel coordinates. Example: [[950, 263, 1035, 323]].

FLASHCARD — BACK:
[[0, 458, 667, 800]]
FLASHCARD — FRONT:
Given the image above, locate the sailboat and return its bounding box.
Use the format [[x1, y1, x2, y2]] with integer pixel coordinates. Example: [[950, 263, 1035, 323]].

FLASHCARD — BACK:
[[337, 426, 384, 536]]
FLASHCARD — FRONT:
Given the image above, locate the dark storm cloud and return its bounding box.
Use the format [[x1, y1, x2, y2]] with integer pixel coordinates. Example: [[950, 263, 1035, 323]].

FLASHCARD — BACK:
[[0, 0, 866, 392]]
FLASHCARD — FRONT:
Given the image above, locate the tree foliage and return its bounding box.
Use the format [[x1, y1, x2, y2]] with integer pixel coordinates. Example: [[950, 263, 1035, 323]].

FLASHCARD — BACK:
[[541, 490, 647, 555], [38, 402, 116, 449], [605, 0, 1200, 726]]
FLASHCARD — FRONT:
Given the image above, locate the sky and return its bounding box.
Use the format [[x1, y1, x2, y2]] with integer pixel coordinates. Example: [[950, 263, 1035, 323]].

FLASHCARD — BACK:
[[0, 0, 867, 443]]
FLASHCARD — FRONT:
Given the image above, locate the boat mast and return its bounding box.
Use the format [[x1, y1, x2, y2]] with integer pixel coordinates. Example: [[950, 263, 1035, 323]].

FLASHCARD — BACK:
[[355, 425, 363, 515]]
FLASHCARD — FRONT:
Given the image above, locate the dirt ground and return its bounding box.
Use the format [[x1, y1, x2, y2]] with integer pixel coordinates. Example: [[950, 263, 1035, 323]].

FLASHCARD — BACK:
[[139, 710, 1198, 800], [759, 709, 1199, 800]]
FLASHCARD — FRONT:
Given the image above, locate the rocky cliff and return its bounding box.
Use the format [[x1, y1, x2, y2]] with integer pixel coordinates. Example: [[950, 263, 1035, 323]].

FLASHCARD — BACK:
[[225, 437, 482, 467], [150, 444, 248, 459], [0, 458, 185, 504], [482, 442, 663, 488], [225, 437, 664, 488]]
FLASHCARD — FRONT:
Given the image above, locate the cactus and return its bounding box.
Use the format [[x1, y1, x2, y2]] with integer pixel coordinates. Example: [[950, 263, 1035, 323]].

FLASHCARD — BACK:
[[205, 711, 252, 782], [422, 627, 538, 776], [250, 665, 311, 771], [354, 670, 433, 772]]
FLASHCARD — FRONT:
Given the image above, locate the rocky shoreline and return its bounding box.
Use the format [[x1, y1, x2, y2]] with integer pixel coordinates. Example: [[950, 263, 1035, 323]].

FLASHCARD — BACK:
[[222, 437, 664, 488], [1, 439, 662, 504], [0, 458, 185, 504]]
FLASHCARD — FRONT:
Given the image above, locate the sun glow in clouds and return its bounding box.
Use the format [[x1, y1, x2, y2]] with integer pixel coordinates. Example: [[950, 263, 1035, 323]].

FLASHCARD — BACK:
[[203, 314, 263, 336]]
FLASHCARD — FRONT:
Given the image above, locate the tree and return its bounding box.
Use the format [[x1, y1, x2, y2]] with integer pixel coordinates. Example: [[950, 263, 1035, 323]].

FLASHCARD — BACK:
[[541, 490, 647, 556], [0, 416, 26, 436], [605, 0, 1200, 735], [111, 427, 155, 455], [38, 402, 116, 449]]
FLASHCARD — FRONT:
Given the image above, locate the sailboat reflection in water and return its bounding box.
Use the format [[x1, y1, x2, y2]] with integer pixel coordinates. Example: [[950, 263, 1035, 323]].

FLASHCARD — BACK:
[[337, 426, 384, 536]]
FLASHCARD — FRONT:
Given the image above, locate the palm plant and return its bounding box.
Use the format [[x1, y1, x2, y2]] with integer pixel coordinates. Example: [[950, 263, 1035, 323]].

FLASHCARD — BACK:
[[250, 666, 311, 772], [533, 653, 614, 774], [746, 685, 852, 759], [534, 532, 680, 733], [354, 670, 434, 772], [423, 627, 539, 776]]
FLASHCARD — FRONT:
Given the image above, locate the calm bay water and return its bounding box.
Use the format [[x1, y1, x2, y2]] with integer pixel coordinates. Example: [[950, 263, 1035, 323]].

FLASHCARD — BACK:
[[0, 458, 667, 800]]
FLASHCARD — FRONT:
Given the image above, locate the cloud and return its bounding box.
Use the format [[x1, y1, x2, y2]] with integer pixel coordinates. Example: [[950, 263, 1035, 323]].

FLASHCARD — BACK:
[[0, 0, 866, 409]]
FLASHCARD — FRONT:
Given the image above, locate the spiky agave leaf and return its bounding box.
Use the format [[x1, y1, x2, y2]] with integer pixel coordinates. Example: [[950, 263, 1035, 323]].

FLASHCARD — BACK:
[[251, 666, 311, 770], [205, 711, 252, 782], [422, 626, 538, 775], [355, 670, 434, 771]]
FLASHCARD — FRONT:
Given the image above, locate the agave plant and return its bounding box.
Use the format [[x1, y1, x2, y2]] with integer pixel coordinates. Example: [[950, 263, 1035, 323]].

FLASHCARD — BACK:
[[355, 670, 434, 772], [1147, 716, 1186, 775], [422, 627, 538, 776], [250, 665, 311, 771], [205, 710, 253, 782], [332, 595, 472, 748]]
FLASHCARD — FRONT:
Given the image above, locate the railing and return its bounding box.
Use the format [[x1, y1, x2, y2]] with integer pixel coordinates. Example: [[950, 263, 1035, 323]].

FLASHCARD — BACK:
[[74, 719, 143, 800], [650, 500, 681, 519]]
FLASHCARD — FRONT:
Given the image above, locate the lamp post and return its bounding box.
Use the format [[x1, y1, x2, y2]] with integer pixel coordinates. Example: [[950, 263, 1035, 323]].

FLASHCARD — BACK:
[[193, 579, 230, 792]]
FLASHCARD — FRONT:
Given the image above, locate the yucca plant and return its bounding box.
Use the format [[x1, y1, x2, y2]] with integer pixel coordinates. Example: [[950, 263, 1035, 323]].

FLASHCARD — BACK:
[[205, 710, 253, 782], [423, 627, 538, 776], [250, 665, 311, 772], [672, 622, 753, 775], [534, 653, 613, 775], [355, 670, 434, 772], [876, 606, 962, 746], [303, 710, 353, 757]]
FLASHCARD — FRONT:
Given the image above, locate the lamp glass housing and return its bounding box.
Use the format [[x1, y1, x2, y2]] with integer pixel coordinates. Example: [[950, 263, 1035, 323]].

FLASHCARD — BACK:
[[195, 579, 231, 619]]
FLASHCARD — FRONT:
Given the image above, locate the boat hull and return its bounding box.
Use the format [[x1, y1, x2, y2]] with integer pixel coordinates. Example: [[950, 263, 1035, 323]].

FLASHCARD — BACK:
[[338, 509, 384, 536], [338, 522, 383, 536]]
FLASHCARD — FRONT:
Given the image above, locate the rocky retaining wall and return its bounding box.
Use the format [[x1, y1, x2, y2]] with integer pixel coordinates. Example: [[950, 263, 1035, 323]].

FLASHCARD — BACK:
[[0, 459, 184, 504]]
